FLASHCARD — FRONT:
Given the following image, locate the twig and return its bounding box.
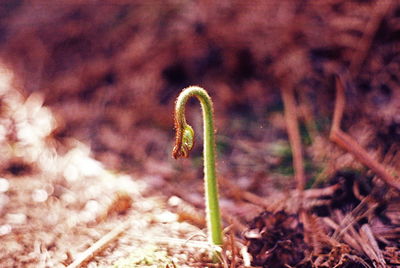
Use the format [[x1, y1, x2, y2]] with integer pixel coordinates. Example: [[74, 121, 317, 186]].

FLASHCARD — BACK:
[[330, 76, 400, 191], [219, 176, 270, 208], [281, 86, 305, 191], [302, 183, 341, 199], [330, 76, 346, 134], [221, 208, 248, 234], [67, 222, 129, 268]]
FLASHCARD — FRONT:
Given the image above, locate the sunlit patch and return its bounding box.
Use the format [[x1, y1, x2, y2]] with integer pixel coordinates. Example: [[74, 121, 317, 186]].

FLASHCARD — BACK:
[[63, 164, 79, 182], [112, 174, 146, 195], [62, 144, 104, 182], [167, 195, 182, 206], [16, 93, 55, 144], [6, 213, 27, 225], [0, 66, 14, 96], [137, 199, 158, 212], [60, 192, 77, 205], [0, 193, 9, 210], [85, 199, 101, 214], [32, 189, 48, 203], [0, 125, 7, 143], [0, 62, 155, 266], [0, 224, 11, 236], [154, 211, 179, 223], [0, 178, 9, 192], [113, 245, 174, 268]]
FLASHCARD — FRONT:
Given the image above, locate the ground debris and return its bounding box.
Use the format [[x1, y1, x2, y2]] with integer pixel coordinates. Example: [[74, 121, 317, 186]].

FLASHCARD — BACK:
[[244, 211, 309, 268]]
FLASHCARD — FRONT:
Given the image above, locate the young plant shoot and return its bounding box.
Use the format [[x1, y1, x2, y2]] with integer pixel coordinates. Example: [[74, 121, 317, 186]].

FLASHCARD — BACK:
[[172, 86, 223, 247]]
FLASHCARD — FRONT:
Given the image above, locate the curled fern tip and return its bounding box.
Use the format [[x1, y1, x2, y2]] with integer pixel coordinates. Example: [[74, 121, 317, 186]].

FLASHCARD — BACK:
[[172, 124, 194, 159]]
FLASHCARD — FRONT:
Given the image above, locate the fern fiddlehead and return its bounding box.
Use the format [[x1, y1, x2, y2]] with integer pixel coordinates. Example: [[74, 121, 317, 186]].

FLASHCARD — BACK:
[[172, 86, 223, 247]]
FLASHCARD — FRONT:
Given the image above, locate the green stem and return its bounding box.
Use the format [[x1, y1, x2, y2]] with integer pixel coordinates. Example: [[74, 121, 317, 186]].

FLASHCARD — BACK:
[[172, 86, 223, 246]]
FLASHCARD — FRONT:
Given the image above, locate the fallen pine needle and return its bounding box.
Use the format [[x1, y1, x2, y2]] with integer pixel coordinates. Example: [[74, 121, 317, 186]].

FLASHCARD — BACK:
[[281, 86, 305, 191]]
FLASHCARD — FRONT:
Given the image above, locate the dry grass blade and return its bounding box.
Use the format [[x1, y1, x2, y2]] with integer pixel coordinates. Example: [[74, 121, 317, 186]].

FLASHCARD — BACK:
[[228, 226, 237, 268], [330, 76, 346, 134], [324, 203, 390, 266], [127, 235, 214, 249], [281, 86, 305, 191], [167, 195, 207, 228], [322, 217, 362, 253], [301, 212, 334, 255], [330, 75, 400, 191], [360, 224, 386, 267], [67, 221, 129, 268], [331, 197, 377, 242]]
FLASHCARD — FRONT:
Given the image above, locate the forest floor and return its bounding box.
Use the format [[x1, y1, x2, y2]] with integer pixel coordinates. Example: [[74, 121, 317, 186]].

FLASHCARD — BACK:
[[0, 1, 400, 267], [0, 63, 399, 268]]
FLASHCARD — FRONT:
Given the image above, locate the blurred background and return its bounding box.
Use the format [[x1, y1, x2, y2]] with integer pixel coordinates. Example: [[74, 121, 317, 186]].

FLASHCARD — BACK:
[[1, 0, 400, 215], [2, 0, 400, 182]]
